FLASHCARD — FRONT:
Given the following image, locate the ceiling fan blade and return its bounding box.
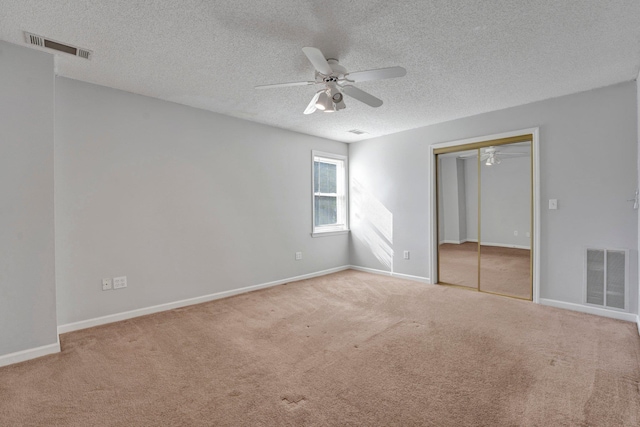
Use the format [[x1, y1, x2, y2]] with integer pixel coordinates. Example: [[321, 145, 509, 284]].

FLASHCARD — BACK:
[[340, 85, 383, 108], [459, 154, 491, 160], [255, 81, 316, 90], [304, 92, 321, 115], [343, 66, 406, 83], [302, 47, 333, 75]]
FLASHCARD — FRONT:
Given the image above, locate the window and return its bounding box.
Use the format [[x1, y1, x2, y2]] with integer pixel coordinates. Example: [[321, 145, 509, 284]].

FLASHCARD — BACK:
[[312, 151, 348, 236]]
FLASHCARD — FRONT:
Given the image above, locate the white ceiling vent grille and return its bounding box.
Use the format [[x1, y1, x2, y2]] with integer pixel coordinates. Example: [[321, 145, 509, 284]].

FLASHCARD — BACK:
[[348, 129, 368, 135], [27, 33, 44, 47], [585, 248, 627, 311], [24, 32, 92, 60]]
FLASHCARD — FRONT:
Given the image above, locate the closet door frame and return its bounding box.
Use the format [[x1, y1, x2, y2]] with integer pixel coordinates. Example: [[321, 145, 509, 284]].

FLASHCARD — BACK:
[[430, 128, 540, 303]]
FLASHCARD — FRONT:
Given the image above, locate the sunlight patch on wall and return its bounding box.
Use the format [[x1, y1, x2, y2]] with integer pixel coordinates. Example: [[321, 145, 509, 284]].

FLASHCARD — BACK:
[[351, 179, 394, 270]]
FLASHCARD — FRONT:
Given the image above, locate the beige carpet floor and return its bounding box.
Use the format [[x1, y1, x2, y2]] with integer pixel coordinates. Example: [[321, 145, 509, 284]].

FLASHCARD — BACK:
[[1, 270, 639, 426], [439, 242, 531, 299]]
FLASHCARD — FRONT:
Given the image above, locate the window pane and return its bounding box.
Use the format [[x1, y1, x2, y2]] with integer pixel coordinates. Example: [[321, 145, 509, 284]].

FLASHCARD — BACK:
[[315, 196, 337, 226], [314, 162, 337, 193]]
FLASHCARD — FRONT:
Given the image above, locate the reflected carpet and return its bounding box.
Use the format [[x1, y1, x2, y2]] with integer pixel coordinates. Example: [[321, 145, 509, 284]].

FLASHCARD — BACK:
[[439, 242, 531, 299]]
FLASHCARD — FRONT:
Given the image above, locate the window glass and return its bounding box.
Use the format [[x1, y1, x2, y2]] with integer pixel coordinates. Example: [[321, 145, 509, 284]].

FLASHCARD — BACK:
[[312, 152, 348, 235]]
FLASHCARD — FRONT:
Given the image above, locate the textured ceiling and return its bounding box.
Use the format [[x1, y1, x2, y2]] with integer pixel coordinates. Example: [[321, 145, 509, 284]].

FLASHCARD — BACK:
[[2, 1, 640, 142]]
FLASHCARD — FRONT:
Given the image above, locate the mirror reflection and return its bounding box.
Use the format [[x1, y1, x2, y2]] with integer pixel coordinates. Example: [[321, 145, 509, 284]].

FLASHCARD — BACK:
[[437, 141, 532, 300], [479, 142, 532, 299], [437, 149, 478, 289]]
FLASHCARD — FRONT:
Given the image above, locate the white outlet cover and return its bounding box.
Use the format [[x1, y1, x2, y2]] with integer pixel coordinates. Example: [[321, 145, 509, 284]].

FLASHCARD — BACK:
[[113, 276, 127, 289], [403, 250, 410, 260], [295, 252, 302, 260]]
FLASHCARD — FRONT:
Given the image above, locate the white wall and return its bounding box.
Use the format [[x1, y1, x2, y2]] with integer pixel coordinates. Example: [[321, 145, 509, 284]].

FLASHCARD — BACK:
[[350, 81, 638, 314], [0, 42, 57, 356], [55, 77, 349, 325]]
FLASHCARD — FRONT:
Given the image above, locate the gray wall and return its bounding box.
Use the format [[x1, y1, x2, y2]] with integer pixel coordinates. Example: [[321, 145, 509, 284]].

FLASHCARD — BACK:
[[439, 157, 464, 243], [456, 158, 467, 242], [439, 156, 468, 244], [55, 77, 349, 325], [0, 42, 57, 355], [350, 82, 638, 312], [465, 159, 479, 241], [464, 154, 531, 248]]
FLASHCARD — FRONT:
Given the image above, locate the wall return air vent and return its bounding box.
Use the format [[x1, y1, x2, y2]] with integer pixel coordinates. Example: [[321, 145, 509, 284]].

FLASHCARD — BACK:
[[584, 248, 627, 311], [24, 32, 92, 60]]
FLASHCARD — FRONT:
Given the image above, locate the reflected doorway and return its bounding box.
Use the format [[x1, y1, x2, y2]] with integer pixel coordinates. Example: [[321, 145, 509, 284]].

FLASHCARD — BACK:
[[436, 136, 533, 300]]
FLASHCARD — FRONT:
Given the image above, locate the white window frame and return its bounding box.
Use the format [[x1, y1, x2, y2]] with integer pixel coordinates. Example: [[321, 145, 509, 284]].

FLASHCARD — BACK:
[[311, 151, 349, 237]]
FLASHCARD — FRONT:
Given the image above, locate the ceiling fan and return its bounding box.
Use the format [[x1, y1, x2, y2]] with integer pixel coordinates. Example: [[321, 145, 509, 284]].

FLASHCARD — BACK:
[[459, 146, 529, 166], [255, 47, 406, 114]]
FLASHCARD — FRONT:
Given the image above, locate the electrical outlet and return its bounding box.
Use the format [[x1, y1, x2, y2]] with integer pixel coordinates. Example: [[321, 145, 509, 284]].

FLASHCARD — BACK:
[[113, 276, 127, 289], [295, 252, 302, 260], [403, 250, 410, 260], [102, 278, 112, 291], [514, 231, 518, 236]]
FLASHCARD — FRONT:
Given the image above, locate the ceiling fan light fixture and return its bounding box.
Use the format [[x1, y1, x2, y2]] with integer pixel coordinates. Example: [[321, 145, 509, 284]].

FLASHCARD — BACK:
[[315, 91, 332, 111], [257, 47, 406, 115], [323, 102, 336, 113], [485, 153, 501, 166]]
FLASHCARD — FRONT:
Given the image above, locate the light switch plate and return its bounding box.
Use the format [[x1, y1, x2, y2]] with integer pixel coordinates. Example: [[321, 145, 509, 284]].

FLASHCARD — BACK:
[[549, 199, 558, 210], [102, 278, 112, 291]]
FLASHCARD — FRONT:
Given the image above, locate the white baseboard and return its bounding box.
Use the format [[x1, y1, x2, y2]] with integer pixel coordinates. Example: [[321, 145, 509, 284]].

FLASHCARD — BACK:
[[460, 239, 530, 250], [482, 242, 530, 250], [349, 265, 431, 284], [0, 336, 61, 368], [637, 315, 640, 335], [539, 298, 637, 323], [58, 265, 351, 335]]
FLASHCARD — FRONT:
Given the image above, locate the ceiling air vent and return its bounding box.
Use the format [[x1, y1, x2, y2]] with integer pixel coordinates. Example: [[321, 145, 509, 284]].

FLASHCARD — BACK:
[[24, 32, 92, 60], [348, 129, 368, 135]]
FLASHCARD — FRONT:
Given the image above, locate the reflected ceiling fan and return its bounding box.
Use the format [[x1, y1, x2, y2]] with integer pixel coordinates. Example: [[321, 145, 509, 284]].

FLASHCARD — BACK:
[[255, 47, 406, 114], [459, 146, 529, 166]]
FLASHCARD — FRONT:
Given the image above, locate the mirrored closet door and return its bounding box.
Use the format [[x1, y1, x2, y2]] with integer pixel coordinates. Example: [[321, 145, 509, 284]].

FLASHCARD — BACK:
[[437, 149, 478, 289], [479, 142, 532, 299], [435, 137, 533, 300]]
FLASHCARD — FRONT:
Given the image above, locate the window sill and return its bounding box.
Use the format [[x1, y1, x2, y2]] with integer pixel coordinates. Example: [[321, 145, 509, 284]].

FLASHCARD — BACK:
[[311, 229, 350, 238]]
